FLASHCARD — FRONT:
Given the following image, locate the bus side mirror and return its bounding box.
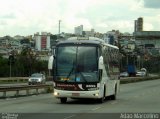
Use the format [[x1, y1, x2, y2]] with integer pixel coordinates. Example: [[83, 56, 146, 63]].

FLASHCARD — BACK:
[[98, 56, 104, 70], [48, 55, 54, 70], [53, 48, 56, 56]]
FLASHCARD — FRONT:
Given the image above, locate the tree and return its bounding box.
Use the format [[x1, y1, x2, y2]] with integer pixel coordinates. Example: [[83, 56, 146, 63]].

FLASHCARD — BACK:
[[0, 48, 48, 77]]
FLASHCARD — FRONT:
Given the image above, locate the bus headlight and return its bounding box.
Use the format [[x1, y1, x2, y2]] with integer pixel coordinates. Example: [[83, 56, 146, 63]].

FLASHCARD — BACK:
[[54, 92, 59, 96], [94, 93, 99, 97]]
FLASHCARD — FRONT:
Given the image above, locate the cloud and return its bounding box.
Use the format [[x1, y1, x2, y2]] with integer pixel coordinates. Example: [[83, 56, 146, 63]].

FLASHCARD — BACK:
[[144, 23, 153, 31], [143, 0, 160, 9], [96, 20, 134, 33], [143, 14, 160, 31], [0, 0, 160, 36], [0, 21, 7, 26], [0, 13, 16, 19]]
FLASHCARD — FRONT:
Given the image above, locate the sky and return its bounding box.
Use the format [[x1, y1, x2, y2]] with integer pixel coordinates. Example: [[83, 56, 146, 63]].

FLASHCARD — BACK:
[[0, 0, 160, 37]]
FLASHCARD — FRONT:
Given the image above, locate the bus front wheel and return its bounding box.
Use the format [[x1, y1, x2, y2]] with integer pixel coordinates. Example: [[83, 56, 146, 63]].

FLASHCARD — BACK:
[[111, 86, 117, 100], [60, 98, 67, 103], [98, 87, 106, 103]]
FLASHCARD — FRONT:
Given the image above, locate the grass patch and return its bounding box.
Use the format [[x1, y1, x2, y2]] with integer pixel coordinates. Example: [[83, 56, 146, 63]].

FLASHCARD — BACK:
[[0, 79, 28, 84]]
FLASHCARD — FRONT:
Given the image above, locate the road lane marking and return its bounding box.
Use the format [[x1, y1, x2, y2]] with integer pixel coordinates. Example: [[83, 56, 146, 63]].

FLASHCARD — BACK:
[[5, 98, 17, 100], [91, 107, 101, 111], [111, 101, 118, 105], [133, 95, 139, 98], [64, 115, 76, 119]]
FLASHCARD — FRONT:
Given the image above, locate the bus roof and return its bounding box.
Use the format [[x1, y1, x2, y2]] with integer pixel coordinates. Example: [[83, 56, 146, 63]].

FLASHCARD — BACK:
[[57, 37, 119, 49], [67, 37, 104, 42]]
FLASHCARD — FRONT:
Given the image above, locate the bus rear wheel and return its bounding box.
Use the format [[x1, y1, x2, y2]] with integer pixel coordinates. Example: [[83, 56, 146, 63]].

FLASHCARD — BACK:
[[60, 98, 67, 103]]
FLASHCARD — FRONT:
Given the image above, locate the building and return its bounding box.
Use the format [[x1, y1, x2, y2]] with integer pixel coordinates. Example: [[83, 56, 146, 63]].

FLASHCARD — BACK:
[[134, 31, 160, 48], [74, 25, 83, 36], [0, 36, 20, 49], [134, 31, 160, 58], [135, 17, 143, 32], [34, 32, 51, 51], [103, 30, 120, 45], [13, 35, 25, 40], [84, 29, 95, 37], [0, 36, 21, 58]]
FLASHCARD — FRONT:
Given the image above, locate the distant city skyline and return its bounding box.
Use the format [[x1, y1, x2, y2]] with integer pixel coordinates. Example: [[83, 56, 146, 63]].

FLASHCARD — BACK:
[[1, 0, 160, 36]]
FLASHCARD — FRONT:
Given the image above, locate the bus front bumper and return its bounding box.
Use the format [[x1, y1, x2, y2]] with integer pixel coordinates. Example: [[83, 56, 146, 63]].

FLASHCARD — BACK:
[[53, 89, 102, 99]]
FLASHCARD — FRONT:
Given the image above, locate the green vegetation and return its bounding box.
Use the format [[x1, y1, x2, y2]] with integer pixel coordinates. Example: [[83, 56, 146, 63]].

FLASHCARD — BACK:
[[0, 47, 48, 77], [46, 86, 54, 93], [143, 56, 160, 74], [120, 55, 160, 74], [0, 78, 28, 84]]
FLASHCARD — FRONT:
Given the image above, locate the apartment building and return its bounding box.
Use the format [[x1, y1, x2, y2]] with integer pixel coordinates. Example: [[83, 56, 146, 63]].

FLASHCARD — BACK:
[[34, 32, 51, 51]]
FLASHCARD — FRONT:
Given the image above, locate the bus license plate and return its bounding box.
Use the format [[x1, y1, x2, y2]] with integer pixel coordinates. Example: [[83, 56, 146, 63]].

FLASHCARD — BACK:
[[72, 93, 79, 96]]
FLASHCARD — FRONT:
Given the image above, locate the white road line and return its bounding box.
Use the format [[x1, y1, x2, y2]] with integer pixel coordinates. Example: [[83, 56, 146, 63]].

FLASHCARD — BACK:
[[111, 101, 118, 105], [133, 95, 139, 98], [64, 115, 76, 119], [91, 107, 101, 111], [141, 93, 146, 96], [6, 98, 17, 100]]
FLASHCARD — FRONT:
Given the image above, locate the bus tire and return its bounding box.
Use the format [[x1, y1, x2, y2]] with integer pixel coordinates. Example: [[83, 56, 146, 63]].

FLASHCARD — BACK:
[[111, 86, 117, 100], [60, 98, 67, 103], [98, 86, 106, 103]]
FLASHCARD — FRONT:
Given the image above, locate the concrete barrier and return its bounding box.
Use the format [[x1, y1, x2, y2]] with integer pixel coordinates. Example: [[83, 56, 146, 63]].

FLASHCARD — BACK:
[[0, 84, 53, 98], [120, 76, 160, 84], [0, 75, 159, 99]]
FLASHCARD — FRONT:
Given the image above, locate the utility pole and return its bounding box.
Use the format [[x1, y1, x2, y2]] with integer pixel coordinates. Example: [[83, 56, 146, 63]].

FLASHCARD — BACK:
[[8, 54, 14, 78], [58, 20, 61, 39], [10, 58, 12, 78]]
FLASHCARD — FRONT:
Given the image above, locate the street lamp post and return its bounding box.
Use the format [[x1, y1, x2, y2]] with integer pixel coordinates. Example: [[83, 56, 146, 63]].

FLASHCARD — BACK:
[[10, 58, 12, 78], [58, 20, 61, 39], [8, 54, 14, 78]]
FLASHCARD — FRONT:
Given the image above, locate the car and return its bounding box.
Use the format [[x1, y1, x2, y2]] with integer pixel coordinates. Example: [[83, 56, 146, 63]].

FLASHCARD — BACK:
[[136, 68, 147, 77], [136, 71, 145, 77], [28, 73, 46, 85], [120, 72, 129, 77]]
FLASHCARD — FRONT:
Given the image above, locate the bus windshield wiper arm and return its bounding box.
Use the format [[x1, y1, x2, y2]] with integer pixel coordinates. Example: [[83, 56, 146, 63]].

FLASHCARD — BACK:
[[79, 72, 88, 82], [67, 62, 75, 79]]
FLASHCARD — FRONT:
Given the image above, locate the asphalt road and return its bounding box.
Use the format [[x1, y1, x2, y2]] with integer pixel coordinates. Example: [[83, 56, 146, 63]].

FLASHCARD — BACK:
[[0, 79, 160, 119]]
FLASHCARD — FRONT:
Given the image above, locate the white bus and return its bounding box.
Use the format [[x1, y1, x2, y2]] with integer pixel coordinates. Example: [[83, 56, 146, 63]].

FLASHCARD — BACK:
[[48, 37, 120, 103]]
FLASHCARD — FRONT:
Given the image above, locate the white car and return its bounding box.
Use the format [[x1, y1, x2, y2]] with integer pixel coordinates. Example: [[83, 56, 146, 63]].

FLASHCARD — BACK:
[[28, 73, 46, 85], [120, 72, 129, 77], [136, 68, 147, 77]]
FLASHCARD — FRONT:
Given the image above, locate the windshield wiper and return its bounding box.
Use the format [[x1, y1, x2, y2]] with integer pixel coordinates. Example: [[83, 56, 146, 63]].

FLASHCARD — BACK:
[[79, 72, 88, 82], [66, 62, 75, 79]]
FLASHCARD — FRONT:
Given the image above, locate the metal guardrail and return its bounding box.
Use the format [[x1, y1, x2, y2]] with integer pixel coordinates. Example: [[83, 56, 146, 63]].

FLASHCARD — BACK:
[[120, 76, 160, 84], [0, 77, 28, 83], [0, 84, 53, 98], [0, 76, 159, 99], [0, 77, 53, 83]]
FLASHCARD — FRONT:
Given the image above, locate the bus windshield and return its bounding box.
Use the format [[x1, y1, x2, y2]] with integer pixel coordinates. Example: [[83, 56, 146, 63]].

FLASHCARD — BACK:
[[56, 45, 99, 83]]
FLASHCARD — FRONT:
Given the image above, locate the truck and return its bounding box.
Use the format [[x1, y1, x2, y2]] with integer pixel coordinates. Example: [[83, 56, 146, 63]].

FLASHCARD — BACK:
[[127, 64, 136, 77]]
